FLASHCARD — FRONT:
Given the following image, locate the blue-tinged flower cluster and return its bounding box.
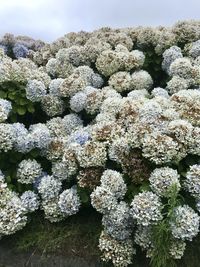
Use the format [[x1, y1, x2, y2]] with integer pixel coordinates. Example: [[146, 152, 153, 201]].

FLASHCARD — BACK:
[[13, 43, 29, 59], [21, 191, 40, 212], [0, 99, 12, 122], [170, 205, 200, 241], [58, 187, 81, 216], [25, 80, 47, 102]]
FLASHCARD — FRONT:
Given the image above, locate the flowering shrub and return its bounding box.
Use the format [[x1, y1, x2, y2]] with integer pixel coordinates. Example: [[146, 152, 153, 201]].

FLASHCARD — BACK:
[[0, 20, 200, 267]]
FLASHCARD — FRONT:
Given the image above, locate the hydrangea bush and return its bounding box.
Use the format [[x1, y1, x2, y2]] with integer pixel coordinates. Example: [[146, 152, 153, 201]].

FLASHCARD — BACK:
[[0, 20, 200, 267]]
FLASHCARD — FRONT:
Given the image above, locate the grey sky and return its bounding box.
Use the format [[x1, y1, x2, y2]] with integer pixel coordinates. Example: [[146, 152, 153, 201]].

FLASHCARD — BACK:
[[0, 0, 200, 42]]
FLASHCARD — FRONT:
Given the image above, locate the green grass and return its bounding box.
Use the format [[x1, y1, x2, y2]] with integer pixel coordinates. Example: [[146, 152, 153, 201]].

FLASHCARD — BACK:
[[1, 208, 102, 261], [1, 208, 200, 267]]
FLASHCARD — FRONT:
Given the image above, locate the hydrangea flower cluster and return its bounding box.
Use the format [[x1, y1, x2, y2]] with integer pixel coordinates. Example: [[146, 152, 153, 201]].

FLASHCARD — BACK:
[[184, 164, 200, 199], [1, 21, 200, 266], [0, 33, 44, 59], [130, 191, 163, 226], [170, 205, 200, 241], [0, 99, 12, 122], [91, 170, 127, 214], [58, 187, 81, 216], [98, 231, 135, 267], [149, 167, 181, 197], [20, 191, 40, 212], [17, 159, 42, 184], [0, 172, 27, 236]]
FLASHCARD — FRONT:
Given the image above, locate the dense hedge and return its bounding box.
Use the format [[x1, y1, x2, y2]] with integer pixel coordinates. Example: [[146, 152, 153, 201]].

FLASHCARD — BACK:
[[0, 20, 200, 267]]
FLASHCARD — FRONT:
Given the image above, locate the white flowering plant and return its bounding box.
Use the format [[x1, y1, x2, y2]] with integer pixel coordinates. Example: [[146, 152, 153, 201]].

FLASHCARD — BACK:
[[0, 21, 200, 267]]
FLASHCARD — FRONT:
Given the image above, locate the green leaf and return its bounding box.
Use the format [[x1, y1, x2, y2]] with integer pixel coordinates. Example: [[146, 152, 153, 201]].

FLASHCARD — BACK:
[[12, 104, 17, 113], [19, 98, 29, 105], [27, 104, 35, 113], [17, 183, 24, 193], [5, 176, 11, 183], [17, 106, 26, 115], [79, 190, 89, 204], [30, 149, 40, 158], [8, 92, 16, 100], [0, 90, 7, 98], [7, 184, 16, 191], [180, 171, 187, 178], [155, 58, 161, 64], [10, 113, 17, 122], [139, 182, 151, 192]]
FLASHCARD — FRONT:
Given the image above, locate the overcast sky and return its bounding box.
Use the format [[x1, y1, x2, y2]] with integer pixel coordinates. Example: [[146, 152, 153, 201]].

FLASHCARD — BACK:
[[0, 0, 200, 42]]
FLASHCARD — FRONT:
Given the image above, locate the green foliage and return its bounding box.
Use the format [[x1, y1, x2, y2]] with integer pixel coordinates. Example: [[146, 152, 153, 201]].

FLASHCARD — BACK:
[[0, 148, 51, 193], [3, 210, 102, 260], [0, 81, 47, 126], [143, 47, 169, 88], [150, 185, 181, 267]]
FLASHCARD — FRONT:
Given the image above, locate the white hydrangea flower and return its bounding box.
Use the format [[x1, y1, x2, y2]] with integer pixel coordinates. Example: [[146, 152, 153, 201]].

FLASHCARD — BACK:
[[79, 86, 102, 115], [100, 96, 123, 117], [188, 127, 200, 155], [108, 137, 130, 163], [131, 70, 153, 90], [108, 71, 132, 93], [96, 48, 140, 77], [166, 76, 189, 95], [17, 159, 42, 184], [46, 55, 74, 78], [130, 49, 145, 66], [184, 164, 200, 198], [99, 230, 135, 267], [38, 175, 62, 201], [102, 201, 133, 240], [49, 78, 64, 96], [59, 66, 100, 97], [62, 114, 83, 135], [41, 95, 65, 117], [12, 123, 32, 153], [46, 117, 67, 138], [76, 141, 107, 168], [170, 205, 199, 241], [41, 197, 65, 222], [162, 46, 183, 73], [100, 170, 127, 199], [167, 119, 194, 145], [70, 91, 87, 113], [29, 123, 51, 149], [188, 40, 200, 58], [58, 187, 81, 216], [169, 58, 194, 79], [0, 188, 27, 235], [127, 89, 149, 100], [138, 100, 163, 125], [151, 87, 169, 98], [21, 191, 40, 212], [91, 186, 118, 214], [149, 167, 180, 197], [130, 191, 163, 226], [25, 79, 47, 102], [169, 239, 186, 259], [52, 160, 76, 181], [171, 89, 200, 126], [91, 72, 104, 88], [134, 225, 152, 250], [0, 123, 14, 152], [0, 99, 12, 122], [142, 132, 180, 165]]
